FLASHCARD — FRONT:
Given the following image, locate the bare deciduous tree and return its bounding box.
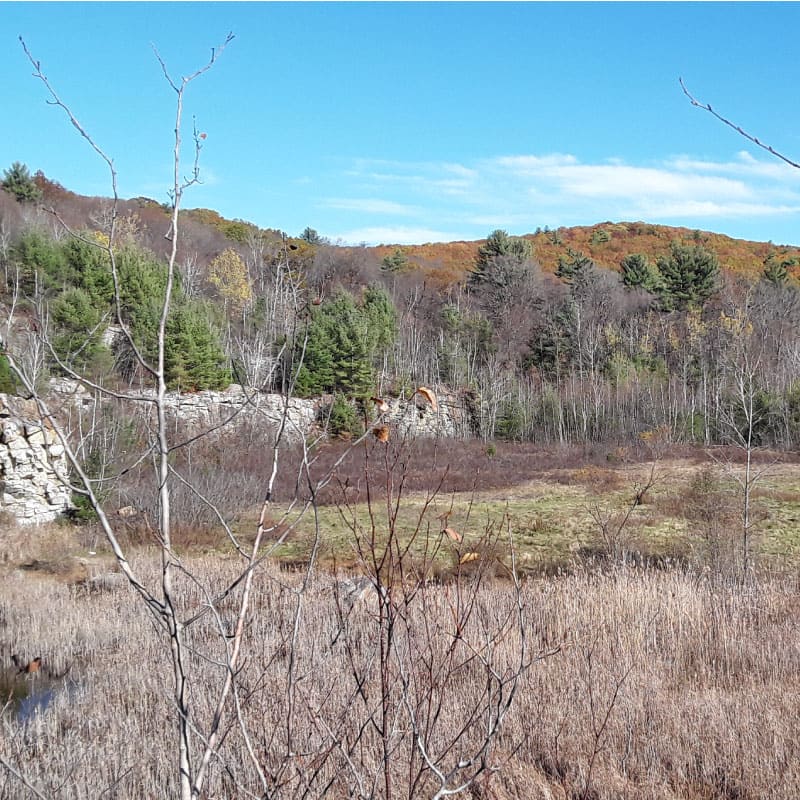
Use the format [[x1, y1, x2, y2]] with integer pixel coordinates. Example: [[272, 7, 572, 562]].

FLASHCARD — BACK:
[[1, 35, 531, 800]]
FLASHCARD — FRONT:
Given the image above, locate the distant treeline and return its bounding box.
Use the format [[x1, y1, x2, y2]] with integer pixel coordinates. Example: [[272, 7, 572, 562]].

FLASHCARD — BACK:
[[2, 166, 800, 449]]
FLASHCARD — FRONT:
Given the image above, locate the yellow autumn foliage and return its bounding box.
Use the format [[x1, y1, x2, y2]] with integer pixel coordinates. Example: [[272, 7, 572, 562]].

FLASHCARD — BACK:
[[208, 248, 252, 311]]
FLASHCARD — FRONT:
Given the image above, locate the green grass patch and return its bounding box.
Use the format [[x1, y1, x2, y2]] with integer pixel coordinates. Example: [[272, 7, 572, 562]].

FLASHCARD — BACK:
[[133, 460, 800, 575]]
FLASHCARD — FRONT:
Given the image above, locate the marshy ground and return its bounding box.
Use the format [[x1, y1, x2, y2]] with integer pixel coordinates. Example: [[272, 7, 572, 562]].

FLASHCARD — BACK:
[[2, 443, 800, 798]]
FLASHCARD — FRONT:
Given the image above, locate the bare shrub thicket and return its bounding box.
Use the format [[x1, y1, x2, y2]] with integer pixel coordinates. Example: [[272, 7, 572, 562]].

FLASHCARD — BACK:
[[0, 38, 533, 800], [0, 548, 531, 798], [682, 467, 739, 580], [4, 563, 800, 798], [113, 434, 690, 537]]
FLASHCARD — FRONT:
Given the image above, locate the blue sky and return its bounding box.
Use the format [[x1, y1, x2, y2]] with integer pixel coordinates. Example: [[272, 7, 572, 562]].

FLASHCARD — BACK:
[[4, 2, 800, 246]]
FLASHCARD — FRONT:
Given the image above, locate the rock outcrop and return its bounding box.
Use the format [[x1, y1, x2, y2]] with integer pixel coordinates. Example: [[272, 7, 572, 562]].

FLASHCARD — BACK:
[[47, 380, 479, 441], [0, 394, 73, 525], [1, 382, 478, 526]]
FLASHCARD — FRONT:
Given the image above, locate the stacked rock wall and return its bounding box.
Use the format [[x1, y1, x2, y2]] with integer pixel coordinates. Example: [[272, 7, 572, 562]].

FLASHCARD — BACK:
[[48, 381, 478, 441], [49, 380, 319, 441], [1, 382, 478, 526], [0, 395, 73, 525], [386, 389, 479, 439]]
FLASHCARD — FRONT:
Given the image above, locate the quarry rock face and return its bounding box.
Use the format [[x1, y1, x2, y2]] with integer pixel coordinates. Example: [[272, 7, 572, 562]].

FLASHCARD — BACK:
[[0, 382, 477, 526], [0, 394, 74, 525], [47, 380, 478, 441], [48, 380, 319, 441], [386, 390, 479, 439]]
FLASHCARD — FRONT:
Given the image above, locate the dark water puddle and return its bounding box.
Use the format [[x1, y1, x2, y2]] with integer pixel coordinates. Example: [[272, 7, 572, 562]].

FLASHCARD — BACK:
[[1, 671, 75, 724], [15, 684, 56, 722]]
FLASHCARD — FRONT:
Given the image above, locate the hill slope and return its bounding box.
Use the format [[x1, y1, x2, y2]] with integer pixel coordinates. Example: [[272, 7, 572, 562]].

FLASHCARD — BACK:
[[4, 170, 798, 287], [373, 221, 800, 286]]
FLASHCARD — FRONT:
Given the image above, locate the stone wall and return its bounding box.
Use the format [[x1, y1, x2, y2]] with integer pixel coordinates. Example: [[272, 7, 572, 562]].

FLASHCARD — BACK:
[[0, 382, 478, 526], [385, 389, 479, 439], [48, 380, 479, 441], [49, 380, 318, 441], [0, 394, 73, 525]]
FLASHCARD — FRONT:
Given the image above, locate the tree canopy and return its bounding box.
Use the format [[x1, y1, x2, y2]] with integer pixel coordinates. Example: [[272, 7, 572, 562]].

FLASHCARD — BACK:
[[294, 287, 396, 398], [1, 161, 42, 203], [620, 253, 655, 291], [656, 241, 719, 310], [469, 229, 533, 288]]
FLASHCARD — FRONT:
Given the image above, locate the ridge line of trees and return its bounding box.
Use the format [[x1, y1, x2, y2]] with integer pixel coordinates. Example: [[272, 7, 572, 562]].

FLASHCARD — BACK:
[[3, 172, 800, 450]]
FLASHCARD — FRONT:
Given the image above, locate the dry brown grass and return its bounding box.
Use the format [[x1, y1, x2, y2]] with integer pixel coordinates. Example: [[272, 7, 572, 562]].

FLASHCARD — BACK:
[[2, 557, 800, 798]]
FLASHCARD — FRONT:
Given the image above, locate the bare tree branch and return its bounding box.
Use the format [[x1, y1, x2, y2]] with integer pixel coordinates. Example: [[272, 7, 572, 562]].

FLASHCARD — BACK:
[[680, 77, 800, 170]]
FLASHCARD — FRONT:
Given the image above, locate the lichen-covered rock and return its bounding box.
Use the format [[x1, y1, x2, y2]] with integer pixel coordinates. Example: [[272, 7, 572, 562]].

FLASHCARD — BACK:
[[386, 388, 479, 439], [0, 394, 73, 525]]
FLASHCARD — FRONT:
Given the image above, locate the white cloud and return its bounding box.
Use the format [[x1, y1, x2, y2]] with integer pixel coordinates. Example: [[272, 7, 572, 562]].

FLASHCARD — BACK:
[[488, 156, 751, 200], [331, 150, 800, 244], [566, 166, 745, 200], [637, 199, 800, 219], [441, 162, 479, 179], [493, 154, 579, 171], [667, 152, 800, 181], [321, 197, 419, 216], [333, 225, 460, 246]]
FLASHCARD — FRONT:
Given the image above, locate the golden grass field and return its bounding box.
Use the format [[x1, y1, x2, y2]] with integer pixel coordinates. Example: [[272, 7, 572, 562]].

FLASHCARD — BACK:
[[242, 457, 800, 576], [2, 453, 800, 798]]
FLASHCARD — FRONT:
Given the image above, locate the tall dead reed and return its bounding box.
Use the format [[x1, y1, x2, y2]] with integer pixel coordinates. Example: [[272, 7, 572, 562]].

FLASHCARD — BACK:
[[3, 559, 800, 798]]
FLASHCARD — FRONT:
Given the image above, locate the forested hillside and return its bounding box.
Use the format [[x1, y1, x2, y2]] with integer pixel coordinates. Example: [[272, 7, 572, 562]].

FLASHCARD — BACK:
[[375, 221, 800, 286], [3, 164, 800, 448]]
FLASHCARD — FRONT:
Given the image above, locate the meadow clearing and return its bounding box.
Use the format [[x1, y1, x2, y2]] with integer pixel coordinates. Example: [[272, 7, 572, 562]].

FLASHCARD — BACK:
[[2, 441, 800, 799]]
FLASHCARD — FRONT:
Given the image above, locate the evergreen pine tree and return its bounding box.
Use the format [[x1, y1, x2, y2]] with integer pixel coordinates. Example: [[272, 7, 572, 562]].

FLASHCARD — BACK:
[[361, 285, 397, 356], [620, 253, 654, 290], [656, 241, 719, 311], [381, 248, 409, 273], [1, 162, 42, 203], [763, 252, 790, 286], [164, 303, 230, 391], [556, 249, 598, 301], [294, 289, 395, 398], [556, 248, 595, 283], [525, 301, 577, 378], [326, 293, 373, 397], [295, 309, 337, 396], [50, 287, 111, 376], [470, 229, 533, 287], [11, 229, 70, 294], [64, 236, 114, 308], [299, 227, 324, 245]]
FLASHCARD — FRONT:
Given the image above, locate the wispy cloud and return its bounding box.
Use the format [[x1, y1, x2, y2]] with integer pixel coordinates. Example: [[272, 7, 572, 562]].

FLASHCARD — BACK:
[[667, 151, 800, 182], [321, 197, 420, 216], [332, 225, 462, 246], [634, 200, 800, 219], [330, 151, 800, 244]]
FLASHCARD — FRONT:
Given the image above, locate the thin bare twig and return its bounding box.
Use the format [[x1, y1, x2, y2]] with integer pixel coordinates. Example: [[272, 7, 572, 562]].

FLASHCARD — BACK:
[[0, 754, 50, 800], [680, 77, 800, 170]]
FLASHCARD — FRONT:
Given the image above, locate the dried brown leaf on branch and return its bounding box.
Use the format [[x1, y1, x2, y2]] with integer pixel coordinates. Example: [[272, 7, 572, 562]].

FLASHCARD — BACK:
[[415, 386, 438, 412], [372, 424, 390, 443], [443, 526, 462, 543]]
